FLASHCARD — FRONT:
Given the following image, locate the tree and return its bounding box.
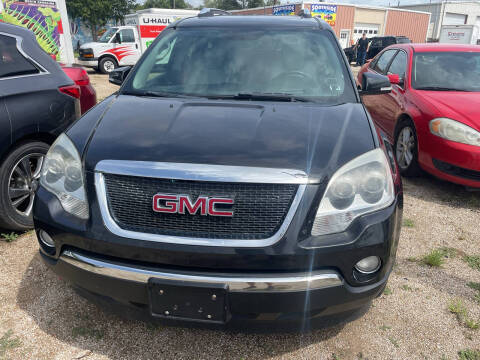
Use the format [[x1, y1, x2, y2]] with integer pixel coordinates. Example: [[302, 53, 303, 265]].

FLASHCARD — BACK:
[[203, 0, 241, 10], [246, 0, 264, 8], [141, 0, 191, 9], [66, 0, 135, 41]]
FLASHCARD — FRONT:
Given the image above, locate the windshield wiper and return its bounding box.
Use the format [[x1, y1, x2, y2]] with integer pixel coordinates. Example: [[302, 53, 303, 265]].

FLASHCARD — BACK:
[[208, 93, 311, 102], [121, 90, 194, 98], [415, 86, 471, 92]]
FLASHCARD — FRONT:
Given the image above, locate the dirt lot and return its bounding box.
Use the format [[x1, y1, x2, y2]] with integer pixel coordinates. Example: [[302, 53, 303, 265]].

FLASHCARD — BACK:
[[0, 72, 479, 360]]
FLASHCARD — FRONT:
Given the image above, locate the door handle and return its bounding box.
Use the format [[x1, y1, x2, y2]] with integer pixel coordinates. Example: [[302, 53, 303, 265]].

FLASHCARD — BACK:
[[136, 44, 138, 49]]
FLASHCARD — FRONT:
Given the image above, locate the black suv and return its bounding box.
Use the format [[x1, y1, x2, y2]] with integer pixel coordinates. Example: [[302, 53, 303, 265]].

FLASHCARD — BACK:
[[345, 36, 411, 64], [0, 23, 80, 230], [33, 10, 403, 329]]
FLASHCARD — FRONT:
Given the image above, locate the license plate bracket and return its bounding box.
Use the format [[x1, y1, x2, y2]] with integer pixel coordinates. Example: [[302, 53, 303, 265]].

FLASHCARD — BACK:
[[148, 278, 229, 324]]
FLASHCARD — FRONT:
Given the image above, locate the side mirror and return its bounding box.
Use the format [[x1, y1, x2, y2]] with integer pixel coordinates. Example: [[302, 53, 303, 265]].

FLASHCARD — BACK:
[[360, 72, 392, 96], [387, 73, 400, 85], [109, 66, 131, 86], [115, 32, 122, 44]]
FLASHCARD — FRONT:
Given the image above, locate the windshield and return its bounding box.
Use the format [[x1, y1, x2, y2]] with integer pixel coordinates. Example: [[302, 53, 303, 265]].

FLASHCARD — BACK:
[[98, 28, 118, 43], [412, 51, 480, 92], [122, 27, 356, 104]]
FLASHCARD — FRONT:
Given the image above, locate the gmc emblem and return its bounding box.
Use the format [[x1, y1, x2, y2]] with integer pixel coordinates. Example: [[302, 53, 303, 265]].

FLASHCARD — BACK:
[[153, 194, 234, 217]]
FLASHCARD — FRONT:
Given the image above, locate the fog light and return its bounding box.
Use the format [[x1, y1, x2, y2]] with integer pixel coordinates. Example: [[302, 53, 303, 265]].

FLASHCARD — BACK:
[[355, 256, 381, 274], [39, 230, 55, 248]]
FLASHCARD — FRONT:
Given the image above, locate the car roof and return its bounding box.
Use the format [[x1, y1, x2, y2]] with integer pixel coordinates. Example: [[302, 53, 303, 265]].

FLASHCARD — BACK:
[[0, 21, 36, 38], [391, 43, 480, 52], [0, 22, 70, 77], [176, 15, 325, 29]]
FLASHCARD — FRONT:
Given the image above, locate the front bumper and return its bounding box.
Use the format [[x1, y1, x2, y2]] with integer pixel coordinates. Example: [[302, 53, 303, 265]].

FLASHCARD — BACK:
[[419, 136, 480, 188], [34, 182, 402, 327], [76, 59, 98, 68], [40, 248, 388, 328]]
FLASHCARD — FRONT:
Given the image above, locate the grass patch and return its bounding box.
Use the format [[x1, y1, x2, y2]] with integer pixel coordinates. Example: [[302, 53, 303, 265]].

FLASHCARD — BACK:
[[421, 247, 458, 267], [465, 318, 479, 330], [401, 284, 413, 292], [458, 349, 480, 360], [380, 325, 391, 331], [407, 256, 417, 262], [71, 326, 104, 341], [449, 299, 468, 321], [0, 232, 18, 243], [383, 286, 392, 296], [468, 282, 480, 304], [403, 218, 415, 228], [464, 255, 480, 272], [0, 330, 22, 358], [388, 336, 399, 348], [448, 299, 479, 331]]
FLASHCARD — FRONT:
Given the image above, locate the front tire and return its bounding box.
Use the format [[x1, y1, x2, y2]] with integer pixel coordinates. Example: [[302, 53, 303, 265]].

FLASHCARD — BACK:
[[99, 57, 117, 74], [394, 120, 421, 177], [0, 142, 50, 231]]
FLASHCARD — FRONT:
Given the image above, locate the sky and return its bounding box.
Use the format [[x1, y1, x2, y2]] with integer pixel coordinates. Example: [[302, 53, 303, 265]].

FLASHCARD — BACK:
[[139, 0, 440, 10]]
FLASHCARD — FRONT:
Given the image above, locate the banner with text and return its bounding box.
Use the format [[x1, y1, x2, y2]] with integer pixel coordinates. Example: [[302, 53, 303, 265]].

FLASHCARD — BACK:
[[311, 4, 337, 26], [273, 4, 296, 16]]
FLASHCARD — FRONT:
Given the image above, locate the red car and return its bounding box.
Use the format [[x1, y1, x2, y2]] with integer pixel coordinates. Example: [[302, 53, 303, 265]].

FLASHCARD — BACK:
[[358, 44, 480, 189], [61, 65, 97, 114]]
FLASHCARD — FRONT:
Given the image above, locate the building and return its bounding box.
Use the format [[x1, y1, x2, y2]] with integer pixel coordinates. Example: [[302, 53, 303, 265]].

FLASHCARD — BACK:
[[399, 1, 480, 41], [232, 3, 431, 46]]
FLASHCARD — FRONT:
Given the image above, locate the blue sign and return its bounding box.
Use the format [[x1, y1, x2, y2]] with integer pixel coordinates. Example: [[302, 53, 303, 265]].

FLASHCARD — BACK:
[[273, 4, 296, 16]]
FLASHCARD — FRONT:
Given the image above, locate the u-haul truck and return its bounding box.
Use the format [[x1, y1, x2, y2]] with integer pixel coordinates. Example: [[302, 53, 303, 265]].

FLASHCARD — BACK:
[[77, 8, 198, 73]]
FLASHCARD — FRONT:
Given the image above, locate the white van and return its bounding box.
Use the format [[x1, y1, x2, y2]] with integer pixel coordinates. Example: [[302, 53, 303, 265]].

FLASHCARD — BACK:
[[439, 25, 479, 45], [77, 8, 198, 73]]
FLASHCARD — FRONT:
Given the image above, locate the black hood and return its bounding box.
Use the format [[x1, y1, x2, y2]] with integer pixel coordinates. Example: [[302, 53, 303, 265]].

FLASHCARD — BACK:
[[82, 95, 375, 183]]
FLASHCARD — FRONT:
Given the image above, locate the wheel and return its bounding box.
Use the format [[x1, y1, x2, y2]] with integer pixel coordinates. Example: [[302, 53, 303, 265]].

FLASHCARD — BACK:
[[394, 120, 421, 177], [0, 142, 50, 231], [99, 57, 117, 74]]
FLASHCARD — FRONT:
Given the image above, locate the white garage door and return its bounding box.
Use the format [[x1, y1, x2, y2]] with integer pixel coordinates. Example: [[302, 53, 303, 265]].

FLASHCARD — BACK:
[[353, 23, 380, 42], [444, 12, 467, 25]]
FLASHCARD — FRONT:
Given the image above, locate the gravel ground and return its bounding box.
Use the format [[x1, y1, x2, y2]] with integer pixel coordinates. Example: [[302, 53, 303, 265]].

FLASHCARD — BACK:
[[0, 72, 479, 360]]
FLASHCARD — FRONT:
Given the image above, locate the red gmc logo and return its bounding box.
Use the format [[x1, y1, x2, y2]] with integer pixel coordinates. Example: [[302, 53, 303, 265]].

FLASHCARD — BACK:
[[153, 194, 234, 217]]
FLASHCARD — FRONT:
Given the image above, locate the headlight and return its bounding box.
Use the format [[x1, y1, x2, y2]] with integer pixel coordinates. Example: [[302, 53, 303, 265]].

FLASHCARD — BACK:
[[311, 149, 395, 236], [40, 134, 89, 219], [429, 118, 480, 146]]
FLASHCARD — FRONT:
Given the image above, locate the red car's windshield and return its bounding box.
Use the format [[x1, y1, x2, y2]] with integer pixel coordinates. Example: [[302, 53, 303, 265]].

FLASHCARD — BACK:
[[412, 51, 480, 92]]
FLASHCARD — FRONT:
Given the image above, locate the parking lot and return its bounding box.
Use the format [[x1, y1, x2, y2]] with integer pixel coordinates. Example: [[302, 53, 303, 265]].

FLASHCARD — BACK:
[[0, 72, 478, 360]]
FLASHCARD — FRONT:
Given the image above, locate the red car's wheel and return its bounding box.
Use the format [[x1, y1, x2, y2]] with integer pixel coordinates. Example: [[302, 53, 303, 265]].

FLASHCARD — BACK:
[[394, 120, 421, 177]]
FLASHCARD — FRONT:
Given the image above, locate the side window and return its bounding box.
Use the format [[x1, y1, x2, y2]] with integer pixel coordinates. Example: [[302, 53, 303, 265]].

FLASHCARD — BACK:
[[374, 49, 397, 74], [0, 34, 39, 79], [120, 29, 135, 43], [388, 51, 407, 80]]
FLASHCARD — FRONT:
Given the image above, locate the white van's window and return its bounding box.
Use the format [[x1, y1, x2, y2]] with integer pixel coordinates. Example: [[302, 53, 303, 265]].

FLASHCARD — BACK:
[[125, 28, 356, 104], [99, 28, 118, 43], [120, 29, 135, 43]]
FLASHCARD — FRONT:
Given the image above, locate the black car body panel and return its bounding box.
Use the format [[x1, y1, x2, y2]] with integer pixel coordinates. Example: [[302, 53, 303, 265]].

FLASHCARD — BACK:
[[33, 15, 402, 328], [81, 96, 375, 181], [0, 23, 79, 230], [0, 23, 78, 157]]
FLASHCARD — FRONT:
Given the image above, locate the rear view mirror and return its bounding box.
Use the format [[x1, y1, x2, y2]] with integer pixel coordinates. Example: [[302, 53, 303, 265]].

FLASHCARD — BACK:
[[387, 74, 400, 85], [360, 72, 392, 95], [115, 32, 122, 44], [109, 66, 131, 86]]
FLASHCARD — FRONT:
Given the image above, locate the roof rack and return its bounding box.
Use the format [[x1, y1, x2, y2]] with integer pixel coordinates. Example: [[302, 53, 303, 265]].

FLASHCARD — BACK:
[[198, 8, 231, 17], [298, 8, 312, 18]]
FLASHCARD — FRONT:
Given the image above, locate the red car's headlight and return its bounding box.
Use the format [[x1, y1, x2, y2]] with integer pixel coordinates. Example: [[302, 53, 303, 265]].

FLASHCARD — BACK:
[[429, 118, 480, 147]]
